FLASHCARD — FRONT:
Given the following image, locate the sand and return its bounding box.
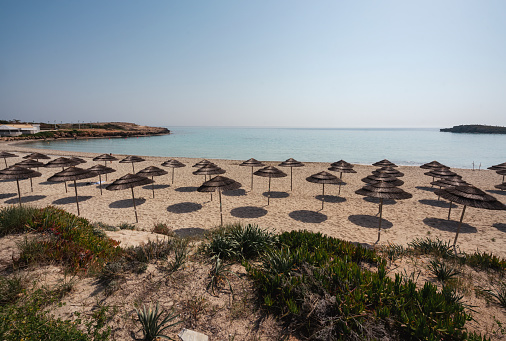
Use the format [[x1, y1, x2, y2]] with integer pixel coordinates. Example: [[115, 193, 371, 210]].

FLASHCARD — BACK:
[[1, 141, 505, 256]]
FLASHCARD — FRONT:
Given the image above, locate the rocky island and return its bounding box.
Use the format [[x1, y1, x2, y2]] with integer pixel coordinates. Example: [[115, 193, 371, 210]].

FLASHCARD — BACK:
[[0, 121, 170, 141], [440, 124, 506, 134]]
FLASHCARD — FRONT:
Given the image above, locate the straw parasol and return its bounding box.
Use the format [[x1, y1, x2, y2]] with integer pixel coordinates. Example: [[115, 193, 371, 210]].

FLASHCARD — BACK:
[[306, 171, 343, 210], [106, 174, 154, 223], [161, 159, 186, 184], [87, 164, 116, 195], [420, 161, 448, 170], [69, 156, 86, 165], [0, 152, 17, 167], [198, 176, 242, 225], [254, 166, 287, 205], [424, 167, 460, 187], [372, 167, 404, 177], [239, 158, 264, 190], [355, 182, 412, 243], [488, 162, 506, 171], [119, 156, 145, 173], [15, 159, 45, 192], [362, 173, 404, 186], [193, 164, 226, 200], [328, 160, 356, 196], [434, 185, 506, 247], [45, 157, 79, 193], [193, 159, 213, 168], [48, 167, 97, 216], [137, 166, 168, 198], [93, 154, 118, 180], [278, 158, 304, 191], [0, 166, 41, 205], [23, 152, 50, 162], [372, 159, 397, 168], [496, 169, 506, 183], [430, 177, 470, 219]]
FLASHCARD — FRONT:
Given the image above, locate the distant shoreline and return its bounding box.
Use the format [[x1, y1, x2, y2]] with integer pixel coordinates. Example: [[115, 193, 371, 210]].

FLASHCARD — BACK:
[[440, 124, 506, 134]]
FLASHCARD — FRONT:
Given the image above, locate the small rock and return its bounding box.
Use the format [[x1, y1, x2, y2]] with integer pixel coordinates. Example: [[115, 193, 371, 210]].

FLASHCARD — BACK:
[[178, 328, 209, 341]]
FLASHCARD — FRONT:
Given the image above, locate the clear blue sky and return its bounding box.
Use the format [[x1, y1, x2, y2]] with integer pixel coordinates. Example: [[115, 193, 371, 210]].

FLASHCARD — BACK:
[[1, 1, 505, 128]]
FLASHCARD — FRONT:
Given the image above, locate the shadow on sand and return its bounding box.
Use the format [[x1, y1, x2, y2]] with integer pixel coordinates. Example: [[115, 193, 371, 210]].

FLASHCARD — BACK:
[[416, 186, 436, 192], [175, 186, 198, 193], [142, 184, 171, 190], [173, 227, 207, 238], [109, 198, 146, 209], [0, 193, 17, 200], [348, 214, 393, 229], [487, 189, 506, 196], [222, 189, 247, 197], [423, 217, 477, 234], [289, 210, 327, 223], [231, 206, 268, 218], [315, 195, 346, 203], [493, 223, 506, 232], [262, 191, 289, 199], [6, 195, 47, 204], [53, 196, 93, 205], [419, 199, 458, 209], [167, 202, 202, 214], [363, 197, 396, 205]]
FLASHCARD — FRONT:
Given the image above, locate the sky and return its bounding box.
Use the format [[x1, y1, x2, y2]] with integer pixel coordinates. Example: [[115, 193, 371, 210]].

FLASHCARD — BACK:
[[1, 1, 505, 128]]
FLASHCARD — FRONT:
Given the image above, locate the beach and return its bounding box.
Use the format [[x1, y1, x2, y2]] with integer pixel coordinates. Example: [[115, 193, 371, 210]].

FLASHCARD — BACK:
[[1, 141, 505, 256]]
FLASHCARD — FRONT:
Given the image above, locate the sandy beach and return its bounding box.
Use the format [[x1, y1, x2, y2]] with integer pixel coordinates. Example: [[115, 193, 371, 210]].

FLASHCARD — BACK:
[[1, 141, 505, 256]]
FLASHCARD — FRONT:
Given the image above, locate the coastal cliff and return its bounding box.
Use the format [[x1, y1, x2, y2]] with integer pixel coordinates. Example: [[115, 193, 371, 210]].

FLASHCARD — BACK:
[[1, 122, 170, 141], [440, 124, 506, 134]]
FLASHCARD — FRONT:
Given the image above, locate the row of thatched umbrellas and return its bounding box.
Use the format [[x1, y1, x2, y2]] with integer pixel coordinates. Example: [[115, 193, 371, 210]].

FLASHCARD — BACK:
[[1, 153, 505, 248]]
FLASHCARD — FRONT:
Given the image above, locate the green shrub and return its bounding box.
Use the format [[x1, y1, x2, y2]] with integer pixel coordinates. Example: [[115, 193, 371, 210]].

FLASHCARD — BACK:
[[119, 222, 135, 230], [152, 223, 172, 236], [0, 275, 23, 306], [408, 237, 454, 258], [427, 259, 461, 284], [135, 302, 180, 341], [0, 205, 39, 236]]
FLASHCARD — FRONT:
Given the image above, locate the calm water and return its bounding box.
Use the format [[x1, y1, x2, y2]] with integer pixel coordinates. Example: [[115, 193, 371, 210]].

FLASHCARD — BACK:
[[24, 127, 506, 169]]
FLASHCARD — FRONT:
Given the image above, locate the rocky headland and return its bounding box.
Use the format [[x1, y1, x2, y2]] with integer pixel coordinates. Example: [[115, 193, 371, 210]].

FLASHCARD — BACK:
[[440, 124, 506, 134]]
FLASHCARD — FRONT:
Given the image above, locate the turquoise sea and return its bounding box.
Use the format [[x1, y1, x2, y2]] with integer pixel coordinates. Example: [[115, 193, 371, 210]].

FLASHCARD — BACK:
[[24, 127, 506, 169]]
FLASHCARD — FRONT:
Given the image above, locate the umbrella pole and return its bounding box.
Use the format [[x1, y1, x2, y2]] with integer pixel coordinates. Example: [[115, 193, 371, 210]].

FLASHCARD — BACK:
[[104, 161, 108, 181], [131, 186, 138, 223], [453, 205, 467, 247], [290, 167, 293, 191], [30, 177, 33, 192], [151, 175, 155, 199], [251, 167, 254, 191], [132, 162, 135, 173], [447, 202, 453, 220], [267, 176, 271, 206], [4, 158, 7, 167], [437, 186, 441, 201], [74, 180, 80, 216], [172, 168, 175, 184], [377, 199, 383, 244], [16, 178, 21, 206], [321, 183, 325, 210], [338, 172, 343, 196], [63, 167, 68, 193], [431, 176, 434, 187], [219, 190, 223, 226], [98, 174, 103, 195]]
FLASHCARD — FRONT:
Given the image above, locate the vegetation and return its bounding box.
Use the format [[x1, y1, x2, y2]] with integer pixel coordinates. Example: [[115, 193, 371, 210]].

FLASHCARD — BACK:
[[135, 303, 180, 341]]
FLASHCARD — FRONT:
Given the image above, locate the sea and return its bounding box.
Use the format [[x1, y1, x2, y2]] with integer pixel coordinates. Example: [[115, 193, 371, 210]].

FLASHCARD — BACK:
[[23, 127, 506, 169]]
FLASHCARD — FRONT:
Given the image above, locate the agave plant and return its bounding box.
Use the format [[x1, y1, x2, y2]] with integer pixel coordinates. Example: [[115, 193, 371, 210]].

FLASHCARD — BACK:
[[427, 258, 461, 284], [135, 302, 181, 341], [207, 256, 239, 295]]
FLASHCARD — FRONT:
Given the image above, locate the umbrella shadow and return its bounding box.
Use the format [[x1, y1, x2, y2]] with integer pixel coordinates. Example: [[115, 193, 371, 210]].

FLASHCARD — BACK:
[[416, 186, 436, 192], [173, 227, 206, 238], [419, 199, 458, 208], [487, 190, 506, 196], [69, 182, 95, 187], [363, 197, 396, 205], [109, 198, 146, 208], [423, 217, 477, 233], [262, 191, 289, 199], [5, 195, 46, 204], [167, 202, 202, 214], [142, 184, 171, 190], [315, 195, 346, 203], [231, 206, 268, 218], [289, 210, 327, 223], [493, 223, 506, 232], [38, 181, 56, 186], [53, 196, 93, 205], [348, 214, 393, 229], [222, 189, 247, 197], [0, 192, 17, 200], [175, 186, 198, 193]]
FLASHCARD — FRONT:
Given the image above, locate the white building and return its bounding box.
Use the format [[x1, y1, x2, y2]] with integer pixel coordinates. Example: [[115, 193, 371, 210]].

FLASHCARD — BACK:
[[0, 124, 41, 137]]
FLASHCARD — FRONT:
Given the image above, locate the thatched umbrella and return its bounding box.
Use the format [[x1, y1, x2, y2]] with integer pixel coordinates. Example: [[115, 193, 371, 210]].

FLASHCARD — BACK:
[[198, 176, 242, 225], [15, 159, 44, 192], [306, 171, 343, 210], [193, 164, 226, 200], [106, 174, 154, 223], [434, 185, 506, 247], [239, 158, 264, 190], [48, 167, 97, 216], [420, 161, 448, 170], [69, 156, 86, 165], [424, 168, 460, 187], [372, 167, 404, 178], [161, 159, 186, 184], [362, 173, 404, 187], [193, 159, 213, 168], [488, 162, 506, 171], [254, 166, 287, 205], [0, 166, 41, 205], [93, 154, 118, 180], [87, 164, 116, 195], [496, 169, 506, 183], [0, 152, 17, 167], [430, 177, 470, 219], [23, 152, 50, 162], [328, 160, 356, 196], [355, 182, 412, 243], [372, 159, 397, 168], [137, 166, 168, 198], [278, 158, 304, 191], [495, 182, 506, 191], [119, 155, 145, 173], [45, 157, 79, 193]]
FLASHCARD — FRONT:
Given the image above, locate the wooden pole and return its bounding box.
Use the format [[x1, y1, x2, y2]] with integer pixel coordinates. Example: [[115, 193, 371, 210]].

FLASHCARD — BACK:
[[338, 172, 343, 196], [63, 167, 68, 193], [219, 190, 223, 226], [321, 183, 325, 210], [29, 177, 33, 192], [447, 202, 453, 220], [131, 186, 138, 223], [74, 180, 80, 216], [131, 162, 135, 173], [3, 158, 7, 168], [16, 178, 21, 206], [250, 167, 254, 190], [290, 167, 293, 191], [98, 174, 103, 195], [104, 161, 108, 181], [453, 205, 467, 247], [267, 176, 271, 205], [376, 198, 383, 243], [151, 175, 155, 198], [172, 167, 175, 184]]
